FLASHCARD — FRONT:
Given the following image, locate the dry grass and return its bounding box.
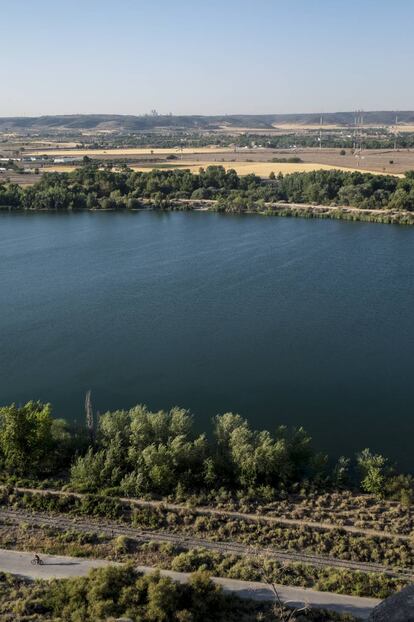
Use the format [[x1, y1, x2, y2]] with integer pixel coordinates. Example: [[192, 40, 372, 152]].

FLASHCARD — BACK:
[[42, 165, 78, 172], [40, 160, 403, 177], [270, 123, 414, 131], [271, 123, 346, 130], [392, 124, 414, 132], [25, 142, 414, 177], [130, 160, 402, 177]]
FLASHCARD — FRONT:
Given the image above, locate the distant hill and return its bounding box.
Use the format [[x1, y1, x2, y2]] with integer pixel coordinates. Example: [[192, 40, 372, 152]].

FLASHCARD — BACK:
[[1, 111, 414, 132]]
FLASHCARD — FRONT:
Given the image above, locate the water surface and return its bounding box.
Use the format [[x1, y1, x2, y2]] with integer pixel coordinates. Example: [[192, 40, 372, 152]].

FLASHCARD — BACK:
[[1, 212, 413, 469]]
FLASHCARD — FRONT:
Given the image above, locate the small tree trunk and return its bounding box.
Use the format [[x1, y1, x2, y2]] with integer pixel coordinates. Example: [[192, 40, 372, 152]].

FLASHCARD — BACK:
[[85, 390, 94, 446]]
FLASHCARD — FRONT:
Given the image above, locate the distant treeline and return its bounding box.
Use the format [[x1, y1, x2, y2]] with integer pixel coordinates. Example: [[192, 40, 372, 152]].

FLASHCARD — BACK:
[[34, 130, 414, 150], [0, 400, 412, 504], [237, 132, 414, 150], [2, 165, 414, 213]]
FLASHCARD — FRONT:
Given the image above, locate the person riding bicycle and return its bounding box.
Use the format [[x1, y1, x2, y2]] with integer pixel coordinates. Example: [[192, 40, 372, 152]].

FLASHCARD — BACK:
[[33, 554, 41, 564]]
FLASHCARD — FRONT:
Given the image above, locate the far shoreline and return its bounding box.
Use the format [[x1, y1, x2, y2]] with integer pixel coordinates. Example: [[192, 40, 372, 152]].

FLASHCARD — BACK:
[[1, 199, 414, 226]]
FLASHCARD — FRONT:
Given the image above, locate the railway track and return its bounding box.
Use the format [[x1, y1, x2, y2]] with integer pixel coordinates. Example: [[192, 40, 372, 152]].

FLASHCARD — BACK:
[[3, 485, 410, 541], [1, 507, 412, 581]]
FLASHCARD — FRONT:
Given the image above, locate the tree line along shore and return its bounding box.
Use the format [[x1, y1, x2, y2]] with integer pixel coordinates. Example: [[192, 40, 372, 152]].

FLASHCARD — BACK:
[[0, 400, 412, 506], [2, 165, 414, 224], [0, 400, 413, 609]]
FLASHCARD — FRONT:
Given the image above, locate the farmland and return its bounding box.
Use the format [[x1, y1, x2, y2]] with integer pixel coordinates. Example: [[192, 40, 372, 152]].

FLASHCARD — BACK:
[[2, 115, 414, 189], [20, 145, 414, 177], [130, 161, 398, 177], [20, 146, 409, 179], [130, 160, 403, 177], [41, 161, 378, 176], [39, 158, 403, 178], [26, 146, 236, 157]]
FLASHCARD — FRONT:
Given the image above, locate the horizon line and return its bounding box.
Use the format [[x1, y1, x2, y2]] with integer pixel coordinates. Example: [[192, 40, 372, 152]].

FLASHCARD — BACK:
[[0, 109, 411, 119]]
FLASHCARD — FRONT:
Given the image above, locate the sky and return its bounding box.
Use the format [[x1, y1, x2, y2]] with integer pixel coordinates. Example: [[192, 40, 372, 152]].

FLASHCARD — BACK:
[[2, 0, 414, 117]]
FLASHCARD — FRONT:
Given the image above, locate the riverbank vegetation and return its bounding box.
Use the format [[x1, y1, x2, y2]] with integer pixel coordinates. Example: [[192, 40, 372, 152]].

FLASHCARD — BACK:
[[1, 401, 413, 505], [0, 401, 412, 603], [1, 402, 414, 578], [2, 165, 414, 215]]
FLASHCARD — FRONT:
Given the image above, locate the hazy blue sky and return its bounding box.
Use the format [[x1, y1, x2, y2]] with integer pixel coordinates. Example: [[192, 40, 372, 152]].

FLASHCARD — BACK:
[[2, 0, 414, 116]]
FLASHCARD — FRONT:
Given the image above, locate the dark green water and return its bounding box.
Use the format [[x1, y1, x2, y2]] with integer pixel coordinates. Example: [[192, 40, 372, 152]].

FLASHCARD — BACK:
[[2, 211, 414, 469]]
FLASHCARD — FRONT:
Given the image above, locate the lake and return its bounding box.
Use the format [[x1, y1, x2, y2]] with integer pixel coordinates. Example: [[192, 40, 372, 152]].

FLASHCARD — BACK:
[[1, 211, 414, 470]]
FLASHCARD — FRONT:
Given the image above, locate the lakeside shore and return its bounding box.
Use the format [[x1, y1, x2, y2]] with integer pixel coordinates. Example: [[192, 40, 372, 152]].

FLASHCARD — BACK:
[[2, 198, 414, 225]]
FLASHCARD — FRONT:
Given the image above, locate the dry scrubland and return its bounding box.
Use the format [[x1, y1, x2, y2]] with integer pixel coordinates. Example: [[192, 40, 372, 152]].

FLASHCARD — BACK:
[[0, 516, 405, 601], [0, 487, 412, 601]]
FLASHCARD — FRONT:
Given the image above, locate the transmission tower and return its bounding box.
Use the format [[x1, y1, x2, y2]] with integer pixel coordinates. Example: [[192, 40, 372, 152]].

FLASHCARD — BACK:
[[319, 115, 323, 150], [394, 113, 399, 151], [353, 110, 364, 166]]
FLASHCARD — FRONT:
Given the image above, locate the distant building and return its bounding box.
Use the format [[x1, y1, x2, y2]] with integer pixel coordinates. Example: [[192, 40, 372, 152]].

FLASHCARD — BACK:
[[53, 156, 83, 164]]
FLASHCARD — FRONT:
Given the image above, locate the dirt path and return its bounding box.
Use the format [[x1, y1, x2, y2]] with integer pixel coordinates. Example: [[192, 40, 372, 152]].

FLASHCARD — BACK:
[[175, 197, 409, 218], [5, 485, 409, 542], [0, 547, 380, 619]]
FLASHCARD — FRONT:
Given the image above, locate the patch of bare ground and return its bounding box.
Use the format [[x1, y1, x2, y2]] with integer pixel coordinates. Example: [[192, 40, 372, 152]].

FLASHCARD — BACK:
[[0, 172, 40, 186]]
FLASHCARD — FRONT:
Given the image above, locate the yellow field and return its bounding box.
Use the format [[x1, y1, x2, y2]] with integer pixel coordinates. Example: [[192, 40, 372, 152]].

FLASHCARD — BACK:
[[267, 122, 414, 133], [130, 161, 403, 177], [27, 146, 236, 157], [42, 166, 77, 172], [271, 123, 345, 130], [42, 161, 403, 177], [392, 124, 414, 132]]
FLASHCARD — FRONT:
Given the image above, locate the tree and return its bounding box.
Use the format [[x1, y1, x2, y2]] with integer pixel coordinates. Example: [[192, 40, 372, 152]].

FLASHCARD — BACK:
[[357, 448, 388, 498], [332, 456, 350, 487], [212, 415, 314, 490], [85, 390, 95, 446], [71, 405, 208, 495], [0, 401, 55, 475]]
